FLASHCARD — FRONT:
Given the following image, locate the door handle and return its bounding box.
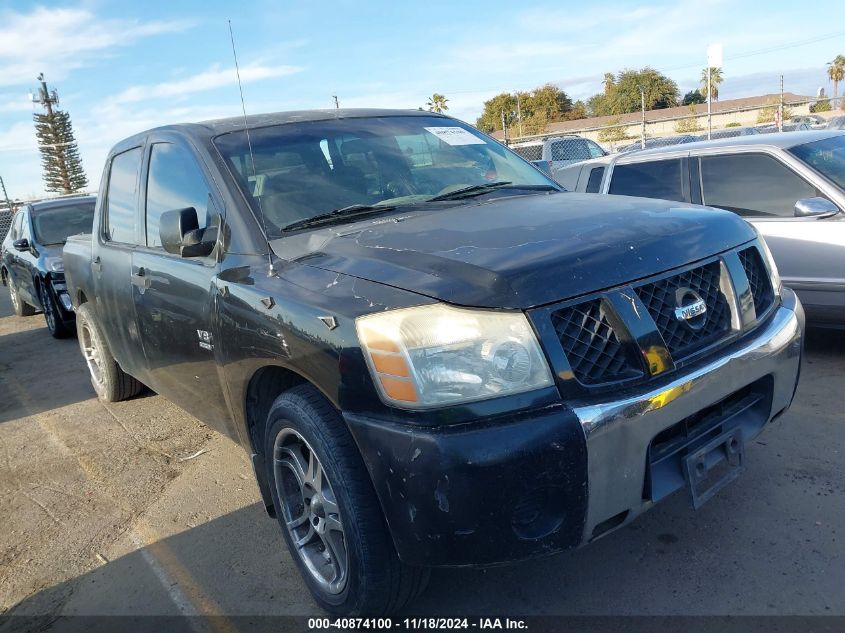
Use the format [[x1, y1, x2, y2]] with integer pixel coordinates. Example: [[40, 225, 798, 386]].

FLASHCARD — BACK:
[[92, 256, 102, 273], [130, 268, 151, 289]]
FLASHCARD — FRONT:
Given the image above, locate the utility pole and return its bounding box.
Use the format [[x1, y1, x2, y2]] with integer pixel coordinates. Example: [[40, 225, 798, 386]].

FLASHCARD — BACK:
[[707, 69, 712, 140], [33, 72, 59, 116], [779, 75, 784, 132], [516, 92, 523, 138], [332, 95, 339, 109], [639, 86, 646, 149], [501, 109, 508, 144]]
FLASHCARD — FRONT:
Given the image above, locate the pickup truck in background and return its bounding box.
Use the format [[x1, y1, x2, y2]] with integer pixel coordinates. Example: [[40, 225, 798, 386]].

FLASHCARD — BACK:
[[64, 109, 803, 616], [509, 134, 607, 176]]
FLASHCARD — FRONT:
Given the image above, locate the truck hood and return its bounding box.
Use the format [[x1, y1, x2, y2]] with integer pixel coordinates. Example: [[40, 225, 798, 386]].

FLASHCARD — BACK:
[[270, 193, 755, 309]]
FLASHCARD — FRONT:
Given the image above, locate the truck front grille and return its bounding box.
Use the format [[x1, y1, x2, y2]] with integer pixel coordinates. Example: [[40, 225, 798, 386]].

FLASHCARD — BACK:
[[738, 246, 774, 317], [634, 261, 731, 362], [536, 240, 779, 391], [551, 299, 641, 385]]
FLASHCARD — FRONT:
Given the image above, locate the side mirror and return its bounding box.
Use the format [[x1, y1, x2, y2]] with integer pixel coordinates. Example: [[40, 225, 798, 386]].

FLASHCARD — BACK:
[[12, 238, 29, 252], [159, 207, 217, 258], [794, 197, 839, 218]]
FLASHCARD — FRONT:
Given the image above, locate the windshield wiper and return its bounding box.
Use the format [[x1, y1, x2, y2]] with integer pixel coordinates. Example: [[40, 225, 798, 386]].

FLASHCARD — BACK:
[[282, 204, 396, 232], [426, 181, 559, 202]]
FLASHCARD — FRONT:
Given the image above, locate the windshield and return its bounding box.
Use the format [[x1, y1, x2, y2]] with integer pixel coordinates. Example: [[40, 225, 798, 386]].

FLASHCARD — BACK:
[[788, 135, 845, 190], [31, 201, 95, 244], [213, 115, 556, 237]]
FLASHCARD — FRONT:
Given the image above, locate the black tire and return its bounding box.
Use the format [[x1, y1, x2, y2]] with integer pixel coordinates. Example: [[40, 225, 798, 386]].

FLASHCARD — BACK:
[[7, 275, 36, 317], [40, 284, 72, 339], [76, 303, 143, 402], [265, 384, 429, 615]]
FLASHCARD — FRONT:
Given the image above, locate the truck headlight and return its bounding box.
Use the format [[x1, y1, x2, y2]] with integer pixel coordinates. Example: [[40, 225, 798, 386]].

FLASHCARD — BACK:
[[758, 237, 782, 298], [356, 304, 553, 409], [45, 256, 64, 272]]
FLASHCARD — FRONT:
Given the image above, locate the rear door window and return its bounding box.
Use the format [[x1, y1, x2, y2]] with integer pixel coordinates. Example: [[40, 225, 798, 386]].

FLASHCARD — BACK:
[[585, 167, 605, 193], [609, 159, 686, 202], [105, 147, 142, 244], [145, 143, 211, 248], [700, 153, 820, 217]]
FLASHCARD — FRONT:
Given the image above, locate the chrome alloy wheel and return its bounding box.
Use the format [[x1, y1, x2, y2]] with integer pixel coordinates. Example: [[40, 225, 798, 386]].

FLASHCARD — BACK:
[[78, 320, 104, 387], [42, 289, 56, 332], [9, 280, 21, 311], [274, 428, 348, 594]]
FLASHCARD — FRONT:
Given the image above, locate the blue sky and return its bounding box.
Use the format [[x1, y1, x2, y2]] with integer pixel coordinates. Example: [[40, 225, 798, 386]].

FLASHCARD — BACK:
[[0, 0, 842, 198]]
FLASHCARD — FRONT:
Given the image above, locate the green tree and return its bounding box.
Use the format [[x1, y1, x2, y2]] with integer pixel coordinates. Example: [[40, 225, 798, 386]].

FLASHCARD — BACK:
[[597, 117, 630, 143], [32, 76, 87, 194], [827, 55, 845, 108], [564, 100, 588, 121], [700, 67, 723, 101], [674, 106, 703, 133], [756, 100, 793, 124], [475, 84, 573, 134], [682, 90, 706, 106], [587, 67, 679, 116], [426, 93, 449, 113], [811, 98, 832, 113], [476, 92, 517, 133]]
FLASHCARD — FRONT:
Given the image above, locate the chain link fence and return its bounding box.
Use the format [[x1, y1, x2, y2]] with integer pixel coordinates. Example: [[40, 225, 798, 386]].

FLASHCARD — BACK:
[[503, 95, 845, 158], [0, 207, 13, 242]]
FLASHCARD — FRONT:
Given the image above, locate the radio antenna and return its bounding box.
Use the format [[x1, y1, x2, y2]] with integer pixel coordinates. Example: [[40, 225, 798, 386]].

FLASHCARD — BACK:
[[228, 19, 276, 276]]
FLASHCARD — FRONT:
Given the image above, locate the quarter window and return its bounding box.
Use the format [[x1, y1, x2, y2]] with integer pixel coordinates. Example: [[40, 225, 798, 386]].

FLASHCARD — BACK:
[[105, 148, 142, 243], [700, 153, 820, 217], [145, 143, 211, 248], [608, 159, 686, 202], [585, 167, 605, 193]]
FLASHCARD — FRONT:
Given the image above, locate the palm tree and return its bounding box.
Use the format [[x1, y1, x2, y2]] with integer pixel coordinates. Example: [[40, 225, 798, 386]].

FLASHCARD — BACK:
[[699, 66, 723, 102], [827, 55, 845, 106], [603, 72, 615, 95], [426, 93, 449, 113]]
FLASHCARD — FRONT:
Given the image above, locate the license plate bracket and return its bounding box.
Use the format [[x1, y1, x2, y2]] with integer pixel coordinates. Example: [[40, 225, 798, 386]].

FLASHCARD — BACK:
[[683, 427, 745, 509]]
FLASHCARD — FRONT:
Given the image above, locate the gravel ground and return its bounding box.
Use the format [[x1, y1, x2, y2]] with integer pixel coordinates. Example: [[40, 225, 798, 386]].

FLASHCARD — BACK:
[[0, 284, 843, 626]]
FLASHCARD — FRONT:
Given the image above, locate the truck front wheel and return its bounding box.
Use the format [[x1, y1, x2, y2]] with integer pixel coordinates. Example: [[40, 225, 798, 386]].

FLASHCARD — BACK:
[[76, 303, 143, 402], [264, 384, 429, 615]]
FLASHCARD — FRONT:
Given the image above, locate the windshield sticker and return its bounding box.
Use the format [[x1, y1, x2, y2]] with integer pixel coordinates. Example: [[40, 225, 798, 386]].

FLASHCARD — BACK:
[[424, 127, 486, 146]]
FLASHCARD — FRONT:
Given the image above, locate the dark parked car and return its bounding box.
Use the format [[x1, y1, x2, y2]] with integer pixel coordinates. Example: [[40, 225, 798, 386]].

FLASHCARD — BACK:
[[1, 195, 95, 337], [557, 131, 845, 326], [63, 109, 802, 615], [698, 126, 761, 140], [757, 122, 811, 134], [826, 115, 845, 130], [791, 114, 826, 129]]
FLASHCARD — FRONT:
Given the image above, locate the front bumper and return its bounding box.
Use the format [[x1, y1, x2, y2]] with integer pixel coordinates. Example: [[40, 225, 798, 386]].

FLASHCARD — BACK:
[[344, 290, 803, 568]]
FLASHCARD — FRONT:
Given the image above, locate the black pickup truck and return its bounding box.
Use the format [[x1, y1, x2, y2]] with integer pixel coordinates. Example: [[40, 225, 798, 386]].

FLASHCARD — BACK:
[[63, 109, 804, 615]]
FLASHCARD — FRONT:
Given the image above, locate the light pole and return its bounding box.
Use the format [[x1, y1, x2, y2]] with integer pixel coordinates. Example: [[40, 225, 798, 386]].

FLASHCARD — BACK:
[[639, 86, 646, 149]]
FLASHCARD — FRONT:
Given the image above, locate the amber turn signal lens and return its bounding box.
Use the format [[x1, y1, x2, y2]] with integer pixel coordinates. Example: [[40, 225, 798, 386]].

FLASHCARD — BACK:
[[371, 353, 411, 377], [378, 376, 418, 402]]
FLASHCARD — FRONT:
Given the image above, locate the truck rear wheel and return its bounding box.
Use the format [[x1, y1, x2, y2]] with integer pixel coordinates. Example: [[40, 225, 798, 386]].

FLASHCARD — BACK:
[[76, 303, 143, 402], [264, 384, 429, 615]]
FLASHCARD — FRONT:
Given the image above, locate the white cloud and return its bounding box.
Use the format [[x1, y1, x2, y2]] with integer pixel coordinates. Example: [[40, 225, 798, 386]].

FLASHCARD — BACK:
[[0, 6, 192, 86], [109, 63, 303, 105]]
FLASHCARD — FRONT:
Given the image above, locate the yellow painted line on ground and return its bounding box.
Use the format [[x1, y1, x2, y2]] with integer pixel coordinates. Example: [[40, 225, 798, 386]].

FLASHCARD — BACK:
[[2, 369, 240, 633]]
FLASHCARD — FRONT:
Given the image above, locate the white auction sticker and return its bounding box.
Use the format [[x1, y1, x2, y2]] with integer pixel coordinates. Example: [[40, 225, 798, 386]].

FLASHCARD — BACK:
[[424, 126, 486, 146]]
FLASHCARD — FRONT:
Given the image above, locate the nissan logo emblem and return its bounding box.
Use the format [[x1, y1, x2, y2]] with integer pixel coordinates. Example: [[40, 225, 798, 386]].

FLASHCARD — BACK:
[[674, 288, 707, 329]]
